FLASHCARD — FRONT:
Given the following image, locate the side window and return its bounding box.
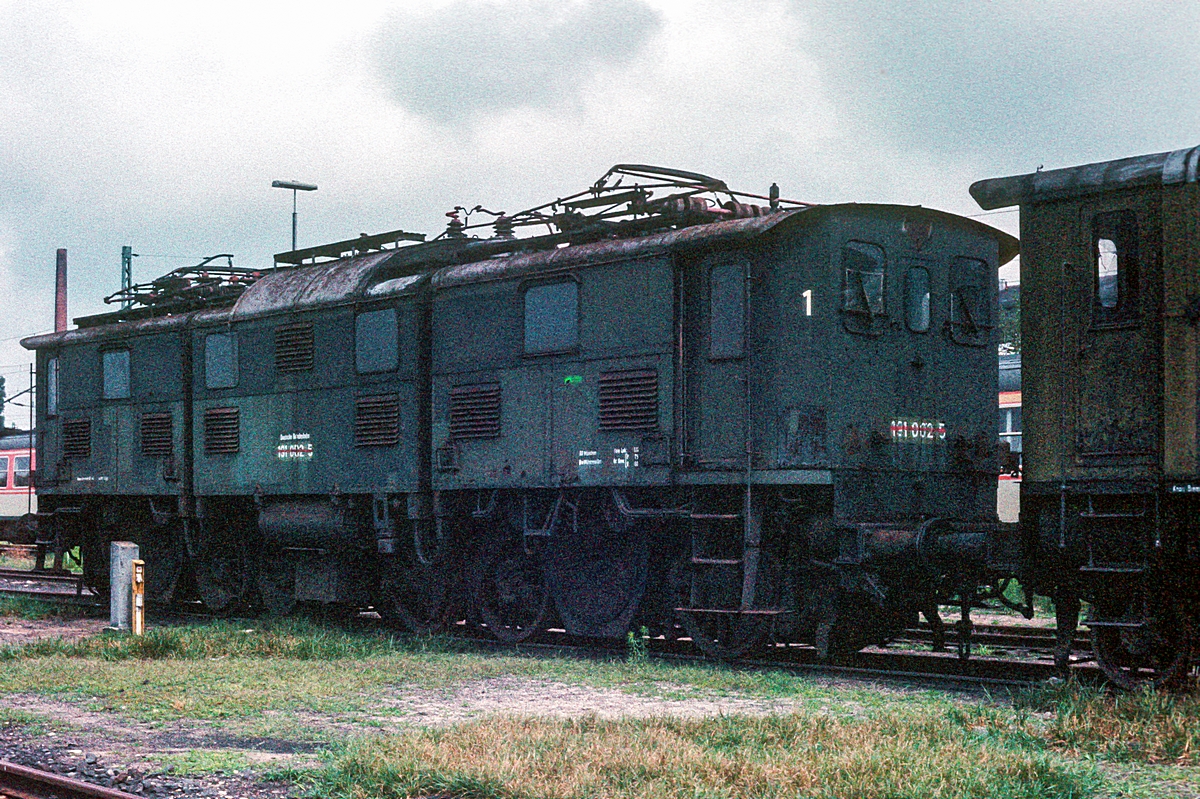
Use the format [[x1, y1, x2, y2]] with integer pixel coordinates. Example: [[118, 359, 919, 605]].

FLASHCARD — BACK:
[[0, 456, 8, 488], [101, 349, 130, 399], [524, 281, 579, 354], [13, 456, 30, 488], [205, 333, 239, 390], [905, 265, 931, 333], [356, 309, 399, 374], [709, 263, 745, 359], [46, 357, 58, 417], [841, 241, 886, 334], [947, 257, 990, 346], [1092, 210, 1138, 326]]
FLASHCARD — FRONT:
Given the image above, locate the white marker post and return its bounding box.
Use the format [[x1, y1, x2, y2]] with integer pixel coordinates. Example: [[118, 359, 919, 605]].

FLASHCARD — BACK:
[[109, 541, 139, 631], [131, 559, 146, 636]]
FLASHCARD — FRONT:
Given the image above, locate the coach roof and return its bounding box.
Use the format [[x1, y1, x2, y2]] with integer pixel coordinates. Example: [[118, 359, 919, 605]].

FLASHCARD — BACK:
[[970, 145, 1200, 210]]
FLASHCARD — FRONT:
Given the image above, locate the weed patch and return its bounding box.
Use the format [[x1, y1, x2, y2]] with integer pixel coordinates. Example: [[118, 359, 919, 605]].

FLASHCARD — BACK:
[[1017, 681, 1200, 765], [305, 712, 1099, 799]]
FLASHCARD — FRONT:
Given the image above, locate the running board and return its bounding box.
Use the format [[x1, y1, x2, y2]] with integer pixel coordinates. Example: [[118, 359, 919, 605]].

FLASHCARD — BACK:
[[1084, 619, 1146, 629]]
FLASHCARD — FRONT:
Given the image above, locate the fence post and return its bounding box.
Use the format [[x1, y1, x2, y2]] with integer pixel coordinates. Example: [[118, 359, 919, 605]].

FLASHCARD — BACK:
[[109, 542, 139, 631]]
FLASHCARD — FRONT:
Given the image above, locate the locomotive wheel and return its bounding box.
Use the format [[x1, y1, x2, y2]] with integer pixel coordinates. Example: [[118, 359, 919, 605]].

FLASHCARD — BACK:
[[1090, 589, 1192, 690], [472, 541, 549, 643], [670, 556, 772, 660], [544, 496, 648, 639], [378, 558, 454, 634]]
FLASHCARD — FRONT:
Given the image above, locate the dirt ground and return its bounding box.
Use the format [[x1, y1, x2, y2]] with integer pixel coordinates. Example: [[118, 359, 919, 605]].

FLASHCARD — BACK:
[[0, 615, 109, 645], [0, 617, 893, 797]]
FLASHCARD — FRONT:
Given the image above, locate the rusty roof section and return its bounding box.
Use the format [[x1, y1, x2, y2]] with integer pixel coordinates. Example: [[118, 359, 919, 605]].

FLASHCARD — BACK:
[[431, 210, 805, 290], [970, 145, 1200, 210], [21, 307, 231, 350]]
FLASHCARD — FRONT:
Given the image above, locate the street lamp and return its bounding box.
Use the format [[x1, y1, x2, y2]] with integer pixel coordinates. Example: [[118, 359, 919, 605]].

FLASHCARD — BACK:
[[271, 180, 318, 252]]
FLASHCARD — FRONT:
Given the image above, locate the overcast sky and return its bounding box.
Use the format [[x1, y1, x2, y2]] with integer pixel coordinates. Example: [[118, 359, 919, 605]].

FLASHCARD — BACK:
[[2, 0, 1197, 402]]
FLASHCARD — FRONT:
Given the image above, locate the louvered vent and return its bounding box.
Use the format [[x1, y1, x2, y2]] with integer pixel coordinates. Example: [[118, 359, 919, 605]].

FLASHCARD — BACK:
[[140, 412, 173, 458], [355, 394, 400, 447], [204, 407, 240, 454], [449, 383, 501, 440], [275, 322, 314, 372], [599, 369, 659, 432], [62, 418, 91, 460]]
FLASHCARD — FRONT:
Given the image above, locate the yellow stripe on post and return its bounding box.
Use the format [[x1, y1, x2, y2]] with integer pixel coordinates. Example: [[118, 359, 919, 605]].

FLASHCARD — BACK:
[[131, 559, 145, 636]]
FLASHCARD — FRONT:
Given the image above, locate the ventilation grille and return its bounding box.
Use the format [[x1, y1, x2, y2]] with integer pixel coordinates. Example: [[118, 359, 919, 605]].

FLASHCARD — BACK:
[[449, 383, 501, 440], [599, 369, 659, 432], [355, 394, 400, 447], [140, 412, 173, 458], [204, 407, 240, 454], [275, 322, 314, 372], [62, 418, 91, 460]]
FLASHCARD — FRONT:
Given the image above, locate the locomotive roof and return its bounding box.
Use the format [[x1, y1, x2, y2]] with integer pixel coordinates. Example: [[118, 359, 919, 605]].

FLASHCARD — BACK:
[[0, 431, 34, 450], [433, 203, 1017, 289], [20, 201, 1015, 348], [970, 145, 1200, 210]]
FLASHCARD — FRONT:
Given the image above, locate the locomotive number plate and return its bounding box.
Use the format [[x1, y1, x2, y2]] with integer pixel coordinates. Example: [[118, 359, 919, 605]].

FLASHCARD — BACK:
[[890, 417, 946, 444]]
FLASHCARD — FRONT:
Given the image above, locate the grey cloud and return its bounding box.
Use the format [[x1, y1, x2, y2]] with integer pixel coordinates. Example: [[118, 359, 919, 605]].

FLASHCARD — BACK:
[[796, 0, 1200, 171], [373, 0, 662, 124]]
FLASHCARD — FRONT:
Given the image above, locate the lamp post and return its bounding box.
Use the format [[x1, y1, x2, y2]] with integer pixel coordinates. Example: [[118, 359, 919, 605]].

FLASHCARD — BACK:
[[271, 180, 318, 252]]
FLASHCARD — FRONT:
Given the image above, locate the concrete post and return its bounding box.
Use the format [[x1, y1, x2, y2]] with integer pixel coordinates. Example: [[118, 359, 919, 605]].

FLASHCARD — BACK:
[[109, 541, 139, 630]]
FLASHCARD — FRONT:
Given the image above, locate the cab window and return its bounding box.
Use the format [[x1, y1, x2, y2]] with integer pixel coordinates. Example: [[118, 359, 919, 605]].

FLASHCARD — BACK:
[[709, 263, 745, 359], [524, 281, 578, 354], [948, 257, 989, 346], [841, 241, 886, 334], [205, 333, 239, 390], [905, 265, 931, 332], [102, 349, 130, 399], [1093, 210, 1138, 326], [356, 309, 399, 373], [46, 357, 58, 416], [0, 456, 8, 488]]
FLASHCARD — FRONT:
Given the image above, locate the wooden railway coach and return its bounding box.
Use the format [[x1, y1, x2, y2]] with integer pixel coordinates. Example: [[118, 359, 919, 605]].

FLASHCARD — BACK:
[[22, 168, 1018, 660], [972, 145, 1200, 687]]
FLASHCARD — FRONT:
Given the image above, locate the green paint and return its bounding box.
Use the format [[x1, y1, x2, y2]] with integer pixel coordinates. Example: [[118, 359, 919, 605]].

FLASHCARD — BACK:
[[564, 375, 583, 385]]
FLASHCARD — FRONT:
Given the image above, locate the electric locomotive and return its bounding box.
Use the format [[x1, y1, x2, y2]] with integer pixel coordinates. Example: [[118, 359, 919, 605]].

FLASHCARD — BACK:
[[22, 165, 1018, 661], [973, 145, 1200, 688]]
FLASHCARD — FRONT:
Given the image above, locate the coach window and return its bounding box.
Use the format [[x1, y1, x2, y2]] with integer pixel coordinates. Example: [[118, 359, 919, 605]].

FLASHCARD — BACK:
[[1093, 210, 1138, 325], [101, 349, 130, 399], [356, 309, 399, 373], [205, 333, 239, 390], [905, 266, 931, 333], [46, 357, 58, 417], [947, 257, 989, 346], [841, 241, 886, 334], [13, 456, 30, 488], [524, 281, 578, 354], [710, 263, 745, 359], [0, 456, 7, 488]]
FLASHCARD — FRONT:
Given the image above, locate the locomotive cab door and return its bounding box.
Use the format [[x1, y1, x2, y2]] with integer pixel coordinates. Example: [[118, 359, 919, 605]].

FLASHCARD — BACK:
[[680, 257, 748, 470]]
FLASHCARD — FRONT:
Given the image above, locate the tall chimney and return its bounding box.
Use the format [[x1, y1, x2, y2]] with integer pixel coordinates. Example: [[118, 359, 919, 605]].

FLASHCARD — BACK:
[[54, 248, 67, 332]]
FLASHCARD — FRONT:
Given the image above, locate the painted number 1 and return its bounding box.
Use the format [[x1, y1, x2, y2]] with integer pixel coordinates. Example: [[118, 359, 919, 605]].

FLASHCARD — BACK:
[[802, 289, 813, 317]]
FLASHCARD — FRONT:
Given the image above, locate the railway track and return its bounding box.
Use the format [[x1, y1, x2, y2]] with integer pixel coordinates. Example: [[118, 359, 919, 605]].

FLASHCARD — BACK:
[[0, 759, 133, 799], [0, 577, 1094, 688]]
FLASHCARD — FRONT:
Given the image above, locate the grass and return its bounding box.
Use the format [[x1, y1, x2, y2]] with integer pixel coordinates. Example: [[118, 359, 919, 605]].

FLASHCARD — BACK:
[[0, 619, 1198, 797], [156, 749, 255, 776], [1016, 681, 1200, 765], [299, 711, 1100, 799], [0, 595, 86, 620]]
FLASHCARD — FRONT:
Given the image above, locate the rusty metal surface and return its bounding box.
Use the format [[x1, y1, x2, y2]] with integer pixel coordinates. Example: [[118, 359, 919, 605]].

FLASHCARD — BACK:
[[230, 250, 397, 320], [432, 211, 802, 290], [0, 758, 133, 799], [970, 145, 1200, 210], [20, 307, 231, 350]]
